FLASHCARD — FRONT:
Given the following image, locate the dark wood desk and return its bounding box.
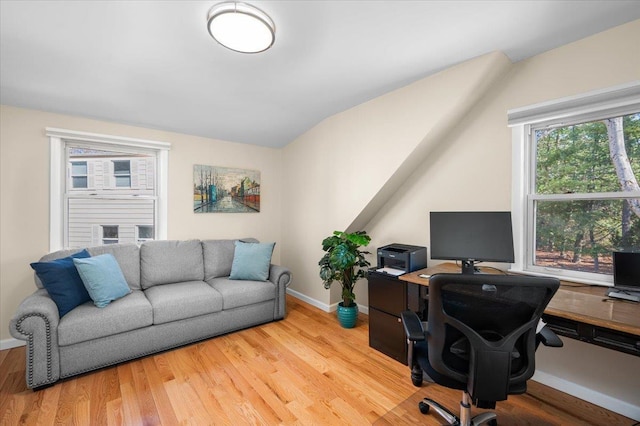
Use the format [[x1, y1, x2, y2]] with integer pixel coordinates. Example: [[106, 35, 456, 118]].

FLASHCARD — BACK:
[[401, 263, 640, 357]]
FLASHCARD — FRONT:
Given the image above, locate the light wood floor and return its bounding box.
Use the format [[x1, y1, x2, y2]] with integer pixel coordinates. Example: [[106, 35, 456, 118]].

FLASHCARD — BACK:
[[0, 295, 634, 425]]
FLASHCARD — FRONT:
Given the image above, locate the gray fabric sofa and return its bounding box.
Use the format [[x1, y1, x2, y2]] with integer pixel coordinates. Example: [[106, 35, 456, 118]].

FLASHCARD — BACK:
[[9, 239, 291, 389]]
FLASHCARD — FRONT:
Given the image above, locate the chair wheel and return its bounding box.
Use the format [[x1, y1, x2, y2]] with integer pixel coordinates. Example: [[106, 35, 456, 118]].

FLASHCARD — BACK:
[[487, 419, 497, 426], [418, 401, 430, 414], [411, 376, 423, 386]]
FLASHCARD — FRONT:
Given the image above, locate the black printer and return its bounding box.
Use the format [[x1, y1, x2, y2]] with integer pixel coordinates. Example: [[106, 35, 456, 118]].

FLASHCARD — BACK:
[[377, 243, 427, 274]]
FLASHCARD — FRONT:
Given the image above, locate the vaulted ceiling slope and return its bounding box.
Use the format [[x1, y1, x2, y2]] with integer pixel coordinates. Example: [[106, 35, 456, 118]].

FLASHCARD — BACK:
[[1, 1, 640, 148]]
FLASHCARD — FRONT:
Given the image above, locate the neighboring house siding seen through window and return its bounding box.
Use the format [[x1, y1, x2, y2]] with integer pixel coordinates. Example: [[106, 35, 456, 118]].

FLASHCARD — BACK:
[[508, 82, 640, 285], [48, 128, 170, 250]]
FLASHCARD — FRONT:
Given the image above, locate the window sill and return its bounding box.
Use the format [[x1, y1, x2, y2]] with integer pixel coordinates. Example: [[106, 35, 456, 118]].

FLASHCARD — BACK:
[[508, 267, 613, 288]]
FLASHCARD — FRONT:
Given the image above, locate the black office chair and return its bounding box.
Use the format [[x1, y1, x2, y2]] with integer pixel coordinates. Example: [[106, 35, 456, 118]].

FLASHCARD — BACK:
[[401, 273, 562, 426]]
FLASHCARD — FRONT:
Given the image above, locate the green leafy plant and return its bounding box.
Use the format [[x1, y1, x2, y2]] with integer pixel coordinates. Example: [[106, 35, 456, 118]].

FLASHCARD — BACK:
[[319, 230, 371, 307]]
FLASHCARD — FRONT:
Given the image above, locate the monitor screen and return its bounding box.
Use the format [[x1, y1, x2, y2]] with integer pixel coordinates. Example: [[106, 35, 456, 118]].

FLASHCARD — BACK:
[[613, 251, 640, 290], [430, 211, 515, 273]]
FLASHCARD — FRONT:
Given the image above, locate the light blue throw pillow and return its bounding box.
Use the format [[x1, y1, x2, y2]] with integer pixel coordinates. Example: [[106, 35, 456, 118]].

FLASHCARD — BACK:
[[229, 241, 275, 281], [73, 254, 131, 308]]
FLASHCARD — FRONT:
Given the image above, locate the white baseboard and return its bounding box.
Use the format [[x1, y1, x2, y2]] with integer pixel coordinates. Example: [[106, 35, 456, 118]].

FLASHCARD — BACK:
[[286, 288, 332, 312], [0, 338, 25, 351], [286, 289, 368, 315], [533, 370, 640, 421]]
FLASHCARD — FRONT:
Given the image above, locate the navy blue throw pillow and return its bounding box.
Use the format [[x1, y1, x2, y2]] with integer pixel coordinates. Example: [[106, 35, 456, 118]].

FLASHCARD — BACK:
[[30, 249, 92, 317]]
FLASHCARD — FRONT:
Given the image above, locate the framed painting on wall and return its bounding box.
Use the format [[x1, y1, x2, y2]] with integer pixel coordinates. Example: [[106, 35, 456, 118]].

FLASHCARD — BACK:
[[193, 165, 260, 213]]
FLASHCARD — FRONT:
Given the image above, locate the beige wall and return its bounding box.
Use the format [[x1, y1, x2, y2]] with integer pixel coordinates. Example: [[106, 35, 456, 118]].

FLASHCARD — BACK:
[[281, 19, 640, 415], [0, 106, 282, 341]]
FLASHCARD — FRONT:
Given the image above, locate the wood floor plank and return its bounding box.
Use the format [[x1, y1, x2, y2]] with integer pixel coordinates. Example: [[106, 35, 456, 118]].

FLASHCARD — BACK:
[[32, 383, 60, 426], [0, 295, 635, 425], [139, 356, 179, 425]]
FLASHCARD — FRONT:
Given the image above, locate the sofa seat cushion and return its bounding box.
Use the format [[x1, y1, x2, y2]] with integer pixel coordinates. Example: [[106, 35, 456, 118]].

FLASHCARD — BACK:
[[208, 277, 276, 310], [145, 281, 223, 325], [58, 290, 152, 346]]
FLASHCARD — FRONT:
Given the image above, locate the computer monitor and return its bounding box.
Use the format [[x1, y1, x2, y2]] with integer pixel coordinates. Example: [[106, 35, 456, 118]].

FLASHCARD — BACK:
[[612, 251, 640, 291], [430, 211, 515, 274]]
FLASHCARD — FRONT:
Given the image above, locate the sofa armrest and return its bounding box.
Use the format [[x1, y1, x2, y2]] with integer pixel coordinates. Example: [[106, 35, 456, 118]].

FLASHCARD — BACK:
[[269, 264, 292, 320], [9, 289, 61, 389]]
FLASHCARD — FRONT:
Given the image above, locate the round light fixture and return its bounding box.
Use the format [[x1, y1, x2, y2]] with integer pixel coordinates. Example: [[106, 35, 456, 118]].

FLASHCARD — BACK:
[[207, 2, 275, 53]]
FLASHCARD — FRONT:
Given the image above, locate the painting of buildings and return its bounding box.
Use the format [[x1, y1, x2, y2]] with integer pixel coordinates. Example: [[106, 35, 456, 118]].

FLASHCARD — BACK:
[[193, 165, 260, 213]]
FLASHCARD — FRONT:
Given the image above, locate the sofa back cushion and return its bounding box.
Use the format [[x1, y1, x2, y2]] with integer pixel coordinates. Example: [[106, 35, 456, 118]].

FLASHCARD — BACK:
[[202, 238, 258, 280], [34, 248, 84, 288], [35, 244, 141, 291], [88, 243, 141, 290], [31, 249, 92, 317], [140, 240, 204, 288]]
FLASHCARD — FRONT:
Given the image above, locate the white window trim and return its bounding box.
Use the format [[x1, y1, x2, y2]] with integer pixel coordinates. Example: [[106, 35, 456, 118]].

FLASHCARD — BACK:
[[48, 128, 170, 251], [508, 81, 640, 286]]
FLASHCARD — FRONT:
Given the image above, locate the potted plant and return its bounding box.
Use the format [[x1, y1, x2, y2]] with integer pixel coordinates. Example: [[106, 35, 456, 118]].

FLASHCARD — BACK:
[[319, 230, 371, 328]]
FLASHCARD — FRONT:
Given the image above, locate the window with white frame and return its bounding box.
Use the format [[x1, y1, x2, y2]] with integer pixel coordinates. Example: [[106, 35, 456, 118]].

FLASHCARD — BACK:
[[48, 128, 170, 250], [71, 161, 88, 188], [509, 82, 640, 285], [113, 160, 131, 187], [136, 225, 154, 243], [102, 225, 119, 244]]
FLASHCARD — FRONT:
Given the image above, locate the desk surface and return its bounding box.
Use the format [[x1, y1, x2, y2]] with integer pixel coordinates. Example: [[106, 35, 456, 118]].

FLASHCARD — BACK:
[[400, 263, 640, 338]]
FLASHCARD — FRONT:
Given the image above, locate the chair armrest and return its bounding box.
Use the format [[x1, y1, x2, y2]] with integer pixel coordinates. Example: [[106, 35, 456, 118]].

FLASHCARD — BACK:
[[401, 310, 426, 341], [538, 325, 563, 348]]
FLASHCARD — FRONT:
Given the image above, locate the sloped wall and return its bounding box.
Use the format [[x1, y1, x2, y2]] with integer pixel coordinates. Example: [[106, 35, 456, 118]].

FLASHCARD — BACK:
[[282, 51, 512, 308]]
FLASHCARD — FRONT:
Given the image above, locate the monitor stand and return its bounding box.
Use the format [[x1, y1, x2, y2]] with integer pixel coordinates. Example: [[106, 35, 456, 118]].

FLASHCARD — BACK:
[[461, 260, 477, 275], [607, 289, 640, 302]]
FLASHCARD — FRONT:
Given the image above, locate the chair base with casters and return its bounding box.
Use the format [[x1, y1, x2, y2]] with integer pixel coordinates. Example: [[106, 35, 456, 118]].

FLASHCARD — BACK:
[[419, 391, 497, 426], [400, 273, 562, 426]]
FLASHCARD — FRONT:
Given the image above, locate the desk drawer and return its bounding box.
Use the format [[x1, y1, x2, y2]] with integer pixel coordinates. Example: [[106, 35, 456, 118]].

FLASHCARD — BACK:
[[368, 273, 405, 315], [592, 327, 640, 356], [543, 314, 640, 357], [369, 308, 407, 364]]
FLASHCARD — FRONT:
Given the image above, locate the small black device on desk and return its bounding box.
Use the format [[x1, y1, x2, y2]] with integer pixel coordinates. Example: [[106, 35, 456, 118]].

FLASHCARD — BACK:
[[376, 243, 428, 275]]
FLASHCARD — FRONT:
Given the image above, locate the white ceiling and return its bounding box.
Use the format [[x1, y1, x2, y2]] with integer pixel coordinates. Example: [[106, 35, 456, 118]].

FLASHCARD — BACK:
[[2, 1, 640, 148]]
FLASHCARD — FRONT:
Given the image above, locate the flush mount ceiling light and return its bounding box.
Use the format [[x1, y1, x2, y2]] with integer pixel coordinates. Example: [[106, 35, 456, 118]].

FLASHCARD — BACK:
[[207, 2, 275, 53]]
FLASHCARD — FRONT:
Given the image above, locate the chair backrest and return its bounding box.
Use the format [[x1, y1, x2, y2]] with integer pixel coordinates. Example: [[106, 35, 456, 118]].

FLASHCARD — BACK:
[[427, 273, 559, 404]]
